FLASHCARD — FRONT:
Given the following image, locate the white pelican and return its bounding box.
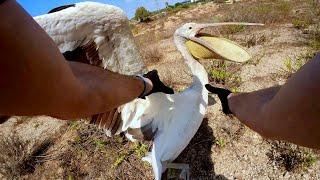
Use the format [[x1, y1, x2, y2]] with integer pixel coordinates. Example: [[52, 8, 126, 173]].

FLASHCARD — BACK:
[[34, 2, 263, 179], [140, 22, 263, 179]]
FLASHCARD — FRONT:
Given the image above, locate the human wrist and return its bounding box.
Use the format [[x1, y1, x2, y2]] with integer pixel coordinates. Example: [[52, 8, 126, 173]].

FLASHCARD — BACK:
[[227, 93, 235, 114], [144, 77, 153, 94], [136, 75, 153, 98], [227, 92, 244, 115]]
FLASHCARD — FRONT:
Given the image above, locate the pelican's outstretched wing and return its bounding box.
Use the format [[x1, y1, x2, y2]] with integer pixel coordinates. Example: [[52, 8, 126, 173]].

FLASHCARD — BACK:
[[63, 41, 102, 66], [48, 4, 75, 14], [35, 2, 151, 138], [35, 2, 146, 75]]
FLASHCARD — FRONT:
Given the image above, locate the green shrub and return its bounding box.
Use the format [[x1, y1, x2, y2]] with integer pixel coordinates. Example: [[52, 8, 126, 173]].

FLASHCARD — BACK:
[[174, 2, 189, 9], [292, 18, 312, 29], [134, 7, 151, 22], [209, 62, 241, 85], [215, 139, 226, 148], [224, 25, 246, 34], [282, 52, 316, 78], [132, 142, 148, 158], [210, 68, 232, 83], [309, 25, 320, 50], [165, 2, 190, 13]]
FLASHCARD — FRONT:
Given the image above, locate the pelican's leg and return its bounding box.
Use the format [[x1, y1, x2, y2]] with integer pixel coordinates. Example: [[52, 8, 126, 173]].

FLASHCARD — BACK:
[[164, 162, 190, 180]]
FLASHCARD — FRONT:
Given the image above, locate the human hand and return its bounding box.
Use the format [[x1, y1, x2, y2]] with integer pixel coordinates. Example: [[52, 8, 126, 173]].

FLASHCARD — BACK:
[[90, 108, 122, 136], [139, 70, 174, 98], [205, 84, 232, 115]]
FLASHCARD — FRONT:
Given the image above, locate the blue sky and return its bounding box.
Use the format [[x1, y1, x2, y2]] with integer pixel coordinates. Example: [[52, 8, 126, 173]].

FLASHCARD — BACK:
[[17, 0, 183, 18]]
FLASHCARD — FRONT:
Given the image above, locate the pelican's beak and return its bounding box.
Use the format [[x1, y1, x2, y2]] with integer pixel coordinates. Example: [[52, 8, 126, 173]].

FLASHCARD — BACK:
[[186, 22, 264, 63], [195, 22, 264, 36], [196, 22, 264, 30]]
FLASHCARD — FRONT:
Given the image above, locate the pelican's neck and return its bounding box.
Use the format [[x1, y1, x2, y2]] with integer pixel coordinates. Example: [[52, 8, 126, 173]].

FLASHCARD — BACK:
[[174, 35, 208, 86]]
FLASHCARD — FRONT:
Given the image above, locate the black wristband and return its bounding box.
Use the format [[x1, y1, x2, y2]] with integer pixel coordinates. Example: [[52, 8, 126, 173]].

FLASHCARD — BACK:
[[0, 0, 7, 4], [136, 75, 147, 98]]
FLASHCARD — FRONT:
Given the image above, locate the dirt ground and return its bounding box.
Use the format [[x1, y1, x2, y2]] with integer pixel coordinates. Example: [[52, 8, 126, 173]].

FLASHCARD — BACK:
[[1, 0, 319, 179]]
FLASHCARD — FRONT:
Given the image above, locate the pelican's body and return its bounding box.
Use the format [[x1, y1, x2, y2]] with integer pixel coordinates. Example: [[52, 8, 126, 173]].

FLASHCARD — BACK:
[[142, 80, 208, 180], [35, 2, 262, 179]]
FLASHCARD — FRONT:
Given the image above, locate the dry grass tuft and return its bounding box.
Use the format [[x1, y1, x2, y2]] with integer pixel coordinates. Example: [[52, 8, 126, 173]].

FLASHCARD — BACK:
[[0, 135, 28, 179], [308, 24, 320, 50], [222, 0, 320, 27], [0, 134, 54, 179], [220, 25, 246, 35], [243, 34, 267, 47], [292, 18, 313, 30], [141, 46, 163, 66]]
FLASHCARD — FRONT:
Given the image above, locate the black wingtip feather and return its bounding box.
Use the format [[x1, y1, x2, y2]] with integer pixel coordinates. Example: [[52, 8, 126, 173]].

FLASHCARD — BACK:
[[48, 4, 75, 14]]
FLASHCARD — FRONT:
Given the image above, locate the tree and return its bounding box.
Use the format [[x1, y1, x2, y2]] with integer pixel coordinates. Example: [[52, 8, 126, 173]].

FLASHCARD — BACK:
[[165, 1, 169, 8], [134, 7, 151, 22]]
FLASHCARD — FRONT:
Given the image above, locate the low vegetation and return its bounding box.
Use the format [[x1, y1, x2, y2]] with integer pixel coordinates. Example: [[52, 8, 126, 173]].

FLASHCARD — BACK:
[[292, 18, 312, 30], [222, 0, 319, 26], [243, 34, 267, 48], [165, 2, 191, 13], [134, 7, 151, 22], [132, 142, 149, 159], [113, 152, 128, 168], [208, 61, 242, 90], [141, 45, 163, 65], [267, 141, 318, 172], [0, 135, 54, 179], [309, 25, 320, 50], [56, 123, 153, 179], [281, 51, 316, 78], [0, 135, 28, 179], [221, 25, 246, 35], [224, 0, 292, 24], [215, 139, 226, 148]]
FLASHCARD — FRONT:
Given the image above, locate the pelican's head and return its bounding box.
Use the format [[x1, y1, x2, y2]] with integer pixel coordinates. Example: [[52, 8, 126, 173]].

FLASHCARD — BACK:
[[174, 22, 264, 62], [174, 22, 209, 40]]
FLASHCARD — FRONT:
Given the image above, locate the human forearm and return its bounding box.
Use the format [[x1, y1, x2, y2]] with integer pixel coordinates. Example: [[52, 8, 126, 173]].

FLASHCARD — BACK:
[[260, 54, 320, 148], [0, 0, 89, 118], [0, 1, 143, 119], [228, 86, 281, 136], [68, 61, 146, 117], [228, 54, 320, 148]]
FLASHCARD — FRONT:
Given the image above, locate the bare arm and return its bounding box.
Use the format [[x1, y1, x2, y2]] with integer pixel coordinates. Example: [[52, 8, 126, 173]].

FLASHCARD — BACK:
[[228, 53, 320, 148], [0, 0, 146, 119]]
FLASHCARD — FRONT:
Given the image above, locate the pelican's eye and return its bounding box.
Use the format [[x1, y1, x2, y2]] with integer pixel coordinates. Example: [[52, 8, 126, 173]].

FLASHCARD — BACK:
[[189, 27, 192, 29]]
